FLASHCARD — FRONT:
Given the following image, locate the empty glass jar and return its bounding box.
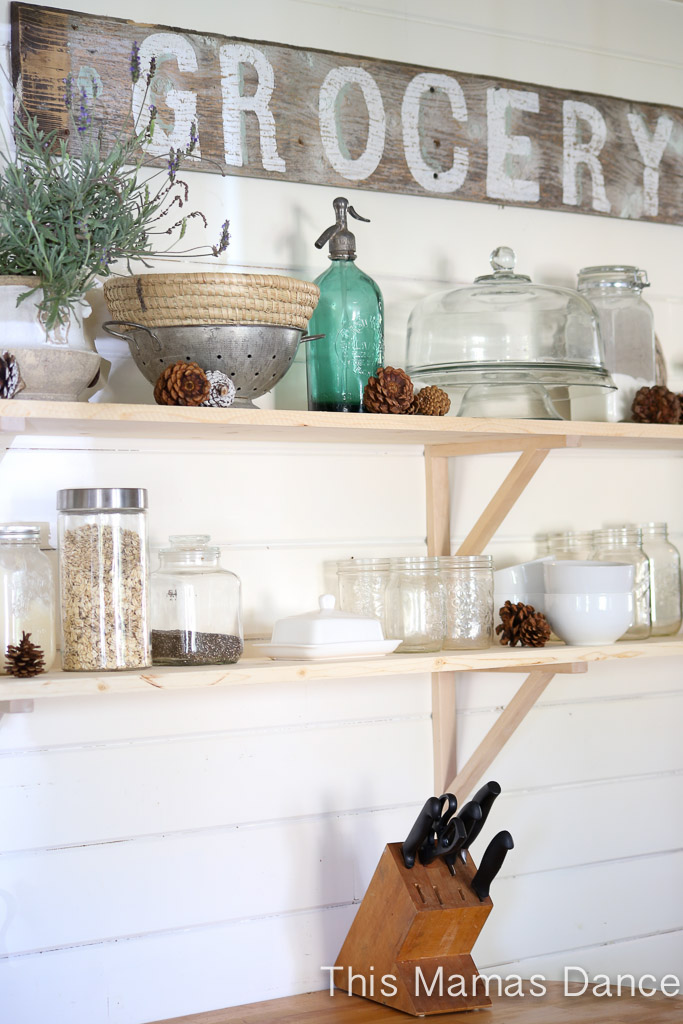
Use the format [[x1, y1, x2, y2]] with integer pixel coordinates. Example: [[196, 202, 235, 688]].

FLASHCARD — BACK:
[[151, 535, 243, 665], [336, 558, 390, 622], [546, 530, 595, 560], [639, 523, 682, 637], [0, 524, 56, 673], [438, 555, 493, 649], [57, 488, 151, 671], [384, 557, 444, 653], [591, 527, 650, 639]]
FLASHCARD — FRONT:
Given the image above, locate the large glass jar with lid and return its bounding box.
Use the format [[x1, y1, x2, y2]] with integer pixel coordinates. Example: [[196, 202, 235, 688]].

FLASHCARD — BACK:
[[151, 535, 243, 665], [0, 524, 56, 673], [438, 555, 493, 649], [577, 266, 656, 422], [406, 246, 615, 419], [57, 488, 150, 671], [336, 558, 390, 622], [384, 557, 444, 653], [591, 527, 650, 639], [639, 522, 681, 637]]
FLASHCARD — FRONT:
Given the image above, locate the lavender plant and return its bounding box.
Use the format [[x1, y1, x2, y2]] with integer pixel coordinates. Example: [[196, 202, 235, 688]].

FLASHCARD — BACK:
[[0, 48, 230, 331]]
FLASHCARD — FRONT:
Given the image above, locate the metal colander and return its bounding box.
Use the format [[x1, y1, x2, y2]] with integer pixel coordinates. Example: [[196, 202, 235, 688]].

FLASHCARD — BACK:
[[103, 322, 323, 408]]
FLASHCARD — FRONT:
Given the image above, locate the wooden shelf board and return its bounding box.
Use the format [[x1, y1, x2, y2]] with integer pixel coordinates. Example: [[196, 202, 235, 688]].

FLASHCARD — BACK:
[[2, 636, 681, 701], [2, 400, 683, 449], [153, 982, 683, 1023]]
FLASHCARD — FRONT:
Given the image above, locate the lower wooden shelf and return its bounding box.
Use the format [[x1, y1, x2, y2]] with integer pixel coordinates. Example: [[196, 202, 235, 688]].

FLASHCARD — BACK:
[[0, 636, 681, 702], [153, 982, 683, 1023]]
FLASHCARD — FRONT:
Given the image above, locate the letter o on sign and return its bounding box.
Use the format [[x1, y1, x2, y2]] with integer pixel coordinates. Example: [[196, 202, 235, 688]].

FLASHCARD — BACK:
[[319, 67, 386, 180]]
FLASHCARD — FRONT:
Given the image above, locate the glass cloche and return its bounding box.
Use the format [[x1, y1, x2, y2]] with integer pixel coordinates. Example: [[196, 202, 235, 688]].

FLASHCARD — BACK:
[[406, 246, 615, 419]]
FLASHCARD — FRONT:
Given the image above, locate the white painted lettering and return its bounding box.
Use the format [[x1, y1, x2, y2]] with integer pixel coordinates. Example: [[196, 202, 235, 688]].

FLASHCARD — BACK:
[[562, 101, 610, 213], [627, 113, 672, 216], [486, 88, 539, 202], [565, 966, 589, 995], [319, 66, 386, 180], [132, 33, 200, 158], [401, 72, 468, 193], [219, 44, 285, 172]]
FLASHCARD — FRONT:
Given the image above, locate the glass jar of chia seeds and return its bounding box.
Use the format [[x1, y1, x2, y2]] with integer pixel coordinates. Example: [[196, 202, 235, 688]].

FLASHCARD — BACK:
[[151, 535, 243, 665]]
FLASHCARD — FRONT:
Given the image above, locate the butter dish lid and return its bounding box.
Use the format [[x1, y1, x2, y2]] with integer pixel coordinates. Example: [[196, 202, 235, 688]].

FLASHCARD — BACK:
[[270, 594, 385, 645]]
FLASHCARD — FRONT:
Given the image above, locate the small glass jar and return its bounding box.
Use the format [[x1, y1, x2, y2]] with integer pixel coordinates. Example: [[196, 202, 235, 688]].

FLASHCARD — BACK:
[[546, 530, 595, 561], [57, 488, 151, 671], [151, 535, 243, 665], [384, 557, 444, 653], [336, 558, 390, 622], [639, 523, 682, 637], [0, 524, 56, 673], [591, 527, 650, 639], [438, 555, 493, 650]]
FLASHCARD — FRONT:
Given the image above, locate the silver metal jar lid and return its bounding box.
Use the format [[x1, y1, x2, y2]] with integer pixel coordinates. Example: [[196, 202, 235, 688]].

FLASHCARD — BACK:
[[57, 488, 148, 512], [0, 523, 40, 540]]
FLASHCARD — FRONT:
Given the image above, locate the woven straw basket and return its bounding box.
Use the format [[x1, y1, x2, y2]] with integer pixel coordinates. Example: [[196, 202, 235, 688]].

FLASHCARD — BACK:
[[103, 273, 320, 332]]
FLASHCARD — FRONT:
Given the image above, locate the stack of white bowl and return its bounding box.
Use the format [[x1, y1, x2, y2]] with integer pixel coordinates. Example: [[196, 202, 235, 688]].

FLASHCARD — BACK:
[[543, 561, 635, 645]]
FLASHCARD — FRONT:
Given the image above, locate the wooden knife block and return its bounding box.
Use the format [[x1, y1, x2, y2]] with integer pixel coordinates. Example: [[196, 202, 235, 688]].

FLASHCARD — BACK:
[[334, 842, 493, 1015]]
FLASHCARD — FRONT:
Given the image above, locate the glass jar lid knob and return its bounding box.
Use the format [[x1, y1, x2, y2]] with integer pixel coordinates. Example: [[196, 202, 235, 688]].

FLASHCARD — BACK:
[[490, 245, 516, 272]]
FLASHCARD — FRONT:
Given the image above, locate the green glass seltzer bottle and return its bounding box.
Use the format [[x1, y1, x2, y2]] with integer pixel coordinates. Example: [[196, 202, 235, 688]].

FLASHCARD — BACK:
[[306, 197, 384, 412]]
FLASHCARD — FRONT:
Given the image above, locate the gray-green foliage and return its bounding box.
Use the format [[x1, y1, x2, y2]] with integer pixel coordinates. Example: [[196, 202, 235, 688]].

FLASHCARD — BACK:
[[0, 58, 229, 331]]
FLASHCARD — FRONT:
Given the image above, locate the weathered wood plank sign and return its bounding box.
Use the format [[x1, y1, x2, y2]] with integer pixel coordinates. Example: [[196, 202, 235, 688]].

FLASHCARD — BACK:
[[11, 2, 683, 225]]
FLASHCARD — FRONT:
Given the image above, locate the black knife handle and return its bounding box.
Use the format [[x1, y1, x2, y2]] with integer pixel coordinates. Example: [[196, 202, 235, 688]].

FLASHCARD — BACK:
[[462, 781, 502, 852], [456, 799, 483, 840], [402, 796, 441, 869], [471, 830, 514, 901], [419, 815, 466, 866]]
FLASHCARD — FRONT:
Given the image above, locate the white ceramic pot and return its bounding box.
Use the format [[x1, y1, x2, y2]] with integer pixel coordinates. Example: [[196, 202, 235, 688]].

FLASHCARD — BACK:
[[0, 276, 97, 352], [14, 348, 110, 402]]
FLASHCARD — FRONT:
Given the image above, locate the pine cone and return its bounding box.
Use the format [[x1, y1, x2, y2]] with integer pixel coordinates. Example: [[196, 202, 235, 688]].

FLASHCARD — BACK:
[[631, 385, 680, 424], [5, 632, 46, 677], [363, 366, 414, 414], [201, 370, 236, 408], [0, 351, 24, 399], [496, 601, 550, 647], [518, 613, 551, 648], [409, 385, 451, 416], [154, 361, 211, 406]]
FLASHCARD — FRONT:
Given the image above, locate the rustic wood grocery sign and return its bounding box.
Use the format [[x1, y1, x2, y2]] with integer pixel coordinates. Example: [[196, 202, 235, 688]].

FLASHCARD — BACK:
[[11, 2, 683, 225]]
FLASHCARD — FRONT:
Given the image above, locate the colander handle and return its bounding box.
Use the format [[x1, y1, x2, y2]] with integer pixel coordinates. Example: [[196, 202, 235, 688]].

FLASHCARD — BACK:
[[102, 321, 163, 355], [300, 334, 325, 343]]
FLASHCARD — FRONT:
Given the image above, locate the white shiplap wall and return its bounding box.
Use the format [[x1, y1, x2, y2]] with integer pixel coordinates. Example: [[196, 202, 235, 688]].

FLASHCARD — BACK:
[[1, 2, 683, 1022]]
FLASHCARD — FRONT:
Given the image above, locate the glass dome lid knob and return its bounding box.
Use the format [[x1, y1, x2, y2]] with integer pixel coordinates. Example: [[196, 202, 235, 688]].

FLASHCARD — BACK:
[[490, 246, 516, 272]]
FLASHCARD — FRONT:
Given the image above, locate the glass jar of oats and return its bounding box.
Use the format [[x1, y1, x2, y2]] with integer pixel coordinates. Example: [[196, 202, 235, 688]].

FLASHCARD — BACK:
[[57, 488, 151, 671]]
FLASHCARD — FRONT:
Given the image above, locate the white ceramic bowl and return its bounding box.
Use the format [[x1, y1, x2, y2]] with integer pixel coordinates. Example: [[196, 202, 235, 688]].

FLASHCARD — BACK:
[[544, 592, 634, 645], [494, 557, 549, 612], [543, 560, 634, 595]]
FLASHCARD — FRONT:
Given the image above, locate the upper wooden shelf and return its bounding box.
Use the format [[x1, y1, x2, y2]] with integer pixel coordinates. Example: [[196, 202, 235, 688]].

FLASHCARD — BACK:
[[1, 636, 681, 701], [2, 400, 683, 450]]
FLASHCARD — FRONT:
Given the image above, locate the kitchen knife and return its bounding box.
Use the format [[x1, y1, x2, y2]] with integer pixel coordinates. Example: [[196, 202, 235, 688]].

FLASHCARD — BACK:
[[455, 799, 483, 861], [461, 781, 502, 854], [471, 830, 514, 901], [402, 796, 442, 869]]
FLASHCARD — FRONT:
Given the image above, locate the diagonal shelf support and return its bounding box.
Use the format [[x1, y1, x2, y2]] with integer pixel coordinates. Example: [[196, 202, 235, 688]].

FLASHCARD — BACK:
[[456, 446, 552, 556], [445, 669, 557, 803]]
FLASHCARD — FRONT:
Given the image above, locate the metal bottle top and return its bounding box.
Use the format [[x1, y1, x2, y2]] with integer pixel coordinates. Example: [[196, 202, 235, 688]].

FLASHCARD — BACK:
[[57, 488, 148, 512], [315, 196, 370, 260]]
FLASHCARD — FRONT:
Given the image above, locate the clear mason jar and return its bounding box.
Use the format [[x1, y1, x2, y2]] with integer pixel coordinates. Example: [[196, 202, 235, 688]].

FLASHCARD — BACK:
[[591, 527, 650, 639], [546, 530, 595, 560], [336, 558, 391, 622], [438, 555, 493, 650], [384, 557, 444, 653], [57, 488, 151, 671], [151, 535, 243, 665], [0, 524, 56, 673], [639, 522, 682, 637]]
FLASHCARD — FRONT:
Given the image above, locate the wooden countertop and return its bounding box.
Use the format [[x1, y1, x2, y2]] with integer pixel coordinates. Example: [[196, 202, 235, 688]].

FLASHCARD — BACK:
[[153, 981, 683, 1023]]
